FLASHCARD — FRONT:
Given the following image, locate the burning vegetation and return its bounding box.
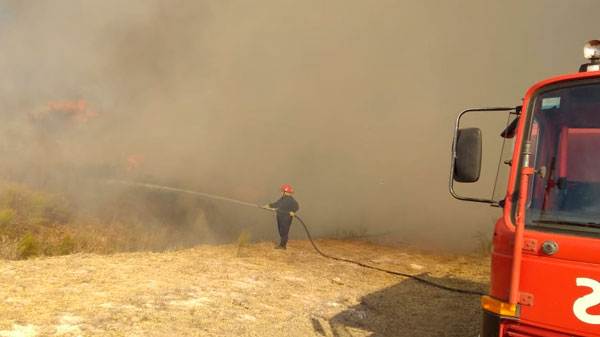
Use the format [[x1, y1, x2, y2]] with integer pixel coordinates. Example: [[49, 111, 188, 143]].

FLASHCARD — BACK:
[[0, 94, 240, 259]]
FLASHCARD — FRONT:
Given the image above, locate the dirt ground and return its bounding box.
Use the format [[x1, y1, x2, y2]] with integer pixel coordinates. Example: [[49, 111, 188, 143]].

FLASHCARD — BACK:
[[0, 239, 489, 337]]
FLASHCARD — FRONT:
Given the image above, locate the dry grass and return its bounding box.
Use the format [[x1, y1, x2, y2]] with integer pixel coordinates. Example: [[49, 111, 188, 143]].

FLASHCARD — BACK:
[[0, 180, 212, 260], [0, 235, 19, 260], [0, 239, 489, 337]]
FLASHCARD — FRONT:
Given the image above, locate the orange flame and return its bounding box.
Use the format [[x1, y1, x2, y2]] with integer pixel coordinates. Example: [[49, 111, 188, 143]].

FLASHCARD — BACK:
[[32, 98, 97, 124], [125, 155, 140, 172]]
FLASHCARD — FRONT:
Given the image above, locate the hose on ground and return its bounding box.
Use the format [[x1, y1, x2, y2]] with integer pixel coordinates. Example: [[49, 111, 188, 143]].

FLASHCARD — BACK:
[[266, 208, 485, 296]]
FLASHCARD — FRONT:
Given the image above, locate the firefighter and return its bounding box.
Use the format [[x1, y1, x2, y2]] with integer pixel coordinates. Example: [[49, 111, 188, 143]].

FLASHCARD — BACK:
[[263, 184, 299, 250]]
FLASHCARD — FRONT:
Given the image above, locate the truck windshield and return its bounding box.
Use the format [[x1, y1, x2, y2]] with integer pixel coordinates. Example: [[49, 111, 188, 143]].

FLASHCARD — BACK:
[[525, 81, 600, 235]]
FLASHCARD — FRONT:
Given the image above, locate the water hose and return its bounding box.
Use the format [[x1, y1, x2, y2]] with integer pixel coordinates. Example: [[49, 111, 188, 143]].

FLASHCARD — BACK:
[[280, 211, 484, 296], [109, 180, 485, 296]]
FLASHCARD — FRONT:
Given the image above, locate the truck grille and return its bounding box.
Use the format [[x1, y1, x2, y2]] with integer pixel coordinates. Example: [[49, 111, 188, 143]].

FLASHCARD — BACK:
[[504, 323, 576, 337]]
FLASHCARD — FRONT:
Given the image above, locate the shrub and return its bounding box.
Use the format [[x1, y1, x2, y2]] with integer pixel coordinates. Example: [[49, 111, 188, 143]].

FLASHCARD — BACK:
[[0, 181, 71, 228], [58, 235, 76, 255], [0, 179, 217, 259], [18, 232, 39, 259]]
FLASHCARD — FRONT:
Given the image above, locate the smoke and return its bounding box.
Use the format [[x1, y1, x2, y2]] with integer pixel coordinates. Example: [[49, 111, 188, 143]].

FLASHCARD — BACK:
[[0, 0, 598, 250]]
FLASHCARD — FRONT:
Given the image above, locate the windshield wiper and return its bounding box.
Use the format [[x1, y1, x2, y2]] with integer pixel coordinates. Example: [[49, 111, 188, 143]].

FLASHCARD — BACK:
[[532, 219, 600, 229]]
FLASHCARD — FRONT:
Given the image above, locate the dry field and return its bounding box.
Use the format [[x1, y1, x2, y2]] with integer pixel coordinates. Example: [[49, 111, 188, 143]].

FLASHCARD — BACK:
[[0, 239, 489, 337]]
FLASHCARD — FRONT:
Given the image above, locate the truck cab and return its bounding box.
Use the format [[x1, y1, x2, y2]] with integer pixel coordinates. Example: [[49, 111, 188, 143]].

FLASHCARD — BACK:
[[451, 41, 600, 337]]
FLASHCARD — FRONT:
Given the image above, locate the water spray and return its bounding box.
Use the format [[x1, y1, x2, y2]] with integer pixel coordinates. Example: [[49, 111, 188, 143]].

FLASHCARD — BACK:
[[108, 179, 484, 296], [106, 180, 260, 208]]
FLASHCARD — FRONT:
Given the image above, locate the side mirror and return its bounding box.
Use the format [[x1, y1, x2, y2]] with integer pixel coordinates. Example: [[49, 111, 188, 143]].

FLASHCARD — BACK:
[[453, 128, 482, 183], [449, 107, 516, 204]]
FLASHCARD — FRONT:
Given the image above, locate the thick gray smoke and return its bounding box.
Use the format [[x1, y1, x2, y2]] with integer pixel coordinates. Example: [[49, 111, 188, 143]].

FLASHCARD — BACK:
[[0, 0, 598, 250]]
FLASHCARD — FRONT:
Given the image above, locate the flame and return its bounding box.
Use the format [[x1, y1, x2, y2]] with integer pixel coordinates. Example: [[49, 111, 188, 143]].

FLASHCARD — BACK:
[[125, 155, 140, 172], [32, 98, 97, 124]]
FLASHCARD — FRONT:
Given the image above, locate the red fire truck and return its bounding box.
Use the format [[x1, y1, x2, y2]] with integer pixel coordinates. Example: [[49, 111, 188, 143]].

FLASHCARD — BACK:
[[450, 41, 600, 337]]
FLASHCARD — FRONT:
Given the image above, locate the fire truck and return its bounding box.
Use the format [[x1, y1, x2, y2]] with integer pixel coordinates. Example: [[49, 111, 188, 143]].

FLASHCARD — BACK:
[[450, 41, 600, 337]]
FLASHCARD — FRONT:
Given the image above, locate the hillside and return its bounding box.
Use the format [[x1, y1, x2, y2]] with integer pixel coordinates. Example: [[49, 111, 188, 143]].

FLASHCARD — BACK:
[[0, 239, 488, 337]]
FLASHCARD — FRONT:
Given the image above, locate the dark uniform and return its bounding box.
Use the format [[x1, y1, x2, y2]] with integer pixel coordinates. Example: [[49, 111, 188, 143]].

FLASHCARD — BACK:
[[269, 194, 299, 249]]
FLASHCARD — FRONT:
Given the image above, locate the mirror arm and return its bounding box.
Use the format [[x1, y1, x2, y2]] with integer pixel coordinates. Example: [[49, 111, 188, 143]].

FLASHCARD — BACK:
[[449, 107, 515, 204]]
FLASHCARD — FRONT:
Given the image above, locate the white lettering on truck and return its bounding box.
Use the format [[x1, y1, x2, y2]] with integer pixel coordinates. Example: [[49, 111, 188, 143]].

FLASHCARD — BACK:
[[573, 278, 600, 324]]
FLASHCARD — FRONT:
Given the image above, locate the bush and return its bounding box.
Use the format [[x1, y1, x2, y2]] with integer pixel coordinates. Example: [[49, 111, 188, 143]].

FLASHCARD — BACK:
[[0, 182, 79, 259], [18, 232, 39, 259], [0, 181, 70, 228], [58, 235, 76, 255], [0, 179, 214, 259]]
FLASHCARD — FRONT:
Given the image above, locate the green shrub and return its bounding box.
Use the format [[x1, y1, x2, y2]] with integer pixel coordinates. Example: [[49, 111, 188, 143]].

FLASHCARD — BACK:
[[18, 232, 39, 259], [0, 182, 71, 228], [0, 180, 217, 258], [58, 235, 76, 255]]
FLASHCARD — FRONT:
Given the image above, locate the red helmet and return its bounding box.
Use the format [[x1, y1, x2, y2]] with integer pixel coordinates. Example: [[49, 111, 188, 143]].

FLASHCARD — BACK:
[[281, 184, 294, 193]]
